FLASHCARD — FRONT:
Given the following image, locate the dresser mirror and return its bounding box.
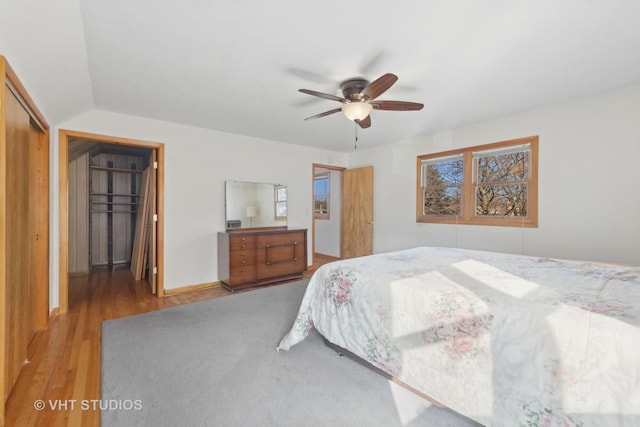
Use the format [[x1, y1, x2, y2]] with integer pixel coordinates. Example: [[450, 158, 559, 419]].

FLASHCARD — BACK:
[[225, 180, 287, 230]]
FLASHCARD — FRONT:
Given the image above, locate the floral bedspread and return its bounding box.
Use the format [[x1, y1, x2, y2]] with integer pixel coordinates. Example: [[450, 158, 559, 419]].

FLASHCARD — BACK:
[[277, 247, 640, 426]]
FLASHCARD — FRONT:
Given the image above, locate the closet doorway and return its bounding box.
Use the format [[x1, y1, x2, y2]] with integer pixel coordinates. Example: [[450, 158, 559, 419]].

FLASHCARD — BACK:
[[59, 130, 164, 313]]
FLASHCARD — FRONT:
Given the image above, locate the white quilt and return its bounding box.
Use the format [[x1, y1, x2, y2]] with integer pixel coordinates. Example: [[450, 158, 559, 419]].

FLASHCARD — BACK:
[[278, 247, 640, 426]]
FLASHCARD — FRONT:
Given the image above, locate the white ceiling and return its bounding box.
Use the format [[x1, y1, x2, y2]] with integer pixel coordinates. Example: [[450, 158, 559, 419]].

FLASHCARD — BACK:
[[2, 1, 640, 152]]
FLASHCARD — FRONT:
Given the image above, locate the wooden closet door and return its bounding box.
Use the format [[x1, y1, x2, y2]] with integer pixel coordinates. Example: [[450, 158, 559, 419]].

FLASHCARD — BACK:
[[341, 166, 374, 259], [28, 120, 49, 336], [4, 90, 31, 400], [1, 58, 49, 423]]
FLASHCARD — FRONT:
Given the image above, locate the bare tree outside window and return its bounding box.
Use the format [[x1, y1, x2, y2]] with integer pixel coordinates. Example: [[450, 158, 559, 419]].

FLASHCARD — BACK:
[[475, 150, 529, 217], [416, 136, 538, 227], [423, 158, 463, 215]]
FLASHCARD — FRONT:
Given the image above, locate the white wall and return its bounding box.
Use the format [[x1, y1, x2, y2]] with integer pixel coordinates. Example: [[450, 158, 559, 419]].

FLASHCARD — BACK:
[[51, 110, 348, 308], [348, 84, 640, 266]]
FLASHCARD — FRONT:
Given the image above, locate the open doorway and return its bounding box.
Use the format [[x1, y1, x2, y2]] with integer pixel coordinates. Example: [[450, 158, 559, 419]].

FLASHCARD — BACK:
[[59, 130, 164, 313], [312, 164, 344, 263]]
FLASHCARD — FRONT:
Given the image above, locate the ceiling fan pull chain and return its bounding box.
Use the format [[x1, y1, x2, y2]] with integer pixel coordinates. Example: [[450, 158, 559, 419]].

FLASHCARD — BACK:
[[354, 121, 358, 150]]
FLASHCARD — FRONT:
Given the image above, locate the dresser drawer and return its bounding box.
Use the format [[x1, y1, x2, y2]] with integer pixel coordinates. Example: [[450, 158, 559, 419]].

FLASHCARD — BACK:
[[256, 230, 305, 248], [259, 243, 303, 265], [229, 265, 256, 284], [229, 249, 256, 268], [256, 252, 305, 279], [229, 234, 256, 251], [256, 234, 306, 277]]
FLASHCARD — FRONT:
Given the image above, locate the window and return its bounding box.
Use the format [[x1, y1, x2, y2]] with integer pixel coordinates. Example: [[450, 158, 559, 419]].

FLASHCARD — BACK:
[[314, 172, 330, 219], [274, 185, 287, 221], [416, 136, 538, 227], [422, 154, 464, 216]]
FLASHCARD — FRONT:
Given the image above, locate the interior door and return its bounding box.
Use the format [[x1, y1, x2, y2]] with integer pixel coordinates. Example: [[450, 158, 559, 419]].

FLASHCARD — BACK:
[[4, 88, 48, 402], [147, 150, 157, 294], [341, 166, 374, 258], [4, 89, 31, 401], [28, 122, 49, 334]]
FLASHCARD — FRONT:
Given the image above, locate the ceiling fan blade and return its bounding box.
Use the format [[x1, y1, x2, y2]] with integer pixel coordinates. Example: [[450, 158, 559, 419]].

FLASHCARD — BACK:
[[371, 100, 424, 111], [304, 107, 342, 120], [357, 115, 371, 129], [361, 73, 398, 100], [299, 89, 347, 103]]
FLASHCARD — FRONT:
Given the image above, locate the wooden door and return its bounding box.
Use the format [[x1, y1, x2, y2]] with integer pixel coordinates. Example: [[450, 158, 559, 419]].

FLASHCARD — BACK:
[[4, 89, 31, 401], [28, 123, 49, 334], [3, 89, 48, 401], [130, 168, 149, 280], [147, 151, 157, 294], [341, 166, 374, 258], [129, 151, 157, 294], [1, 57, 50, 422]]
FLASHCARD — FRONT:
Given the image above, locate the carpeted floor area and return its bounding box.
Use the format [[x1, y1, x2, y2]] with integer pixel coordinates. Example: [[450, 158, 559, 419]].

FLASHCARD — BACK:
[[101, 280, 480, 426]]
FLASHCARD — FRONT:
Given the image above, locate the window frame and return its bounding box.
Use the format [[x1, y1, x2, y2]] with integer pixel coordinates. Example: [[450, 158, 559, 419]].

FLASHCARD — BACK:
[[274, 185, 287, 221], [314, 172, 330, 220], [416, 136, 538, 227]]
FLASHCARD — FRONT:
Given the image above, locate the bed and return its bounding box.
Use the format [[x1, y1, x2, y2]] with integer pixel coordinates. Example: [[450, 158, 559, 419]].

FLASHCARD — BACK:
[[277, 246, 640, 426]]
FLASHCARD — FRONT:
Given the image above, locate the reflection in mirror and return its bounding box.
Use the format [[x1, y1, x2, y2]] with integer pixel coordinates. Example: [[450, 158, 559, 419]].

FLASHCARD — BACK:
[[225, 180, 287, 229]]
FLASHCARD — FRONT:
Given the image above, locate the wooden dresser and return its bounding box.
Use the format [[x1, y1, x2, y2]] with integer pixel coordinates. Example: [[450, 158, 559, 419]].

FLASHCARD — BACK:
[[217, 228, 307, 291]]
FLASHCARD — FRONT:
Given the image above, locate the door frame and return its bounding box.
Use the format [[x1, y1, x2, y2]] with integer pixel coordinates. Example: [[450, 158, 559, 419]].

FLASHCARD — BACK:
[[311, 163, 345, 261], [58, 129, 165, 313]]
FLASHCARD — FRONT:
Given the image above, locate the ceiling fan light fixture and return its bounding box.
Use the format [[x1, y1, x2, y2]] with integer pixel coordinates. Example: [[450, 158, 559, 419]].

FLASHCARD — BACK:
[[299, 73, 421, 128], [342, 101, 373, 121]]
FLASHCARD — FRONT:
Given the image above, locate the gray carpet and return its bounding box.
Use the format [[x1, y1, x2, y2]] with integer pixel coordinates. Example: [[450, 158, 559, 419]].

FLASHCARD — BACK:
[[101, 280, 480, 426]]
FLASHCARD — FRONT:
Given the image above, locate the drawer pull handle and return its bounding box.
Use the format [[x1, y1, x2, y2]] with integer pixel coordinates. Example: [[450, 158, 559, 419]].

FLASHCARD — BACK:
[[242, 260, 246, 265], [266, 244, 270, 248], [266, 261, 270, 265], [241, 237, 246, 241], [241, 268, 246, 272], [241, 244, 245, 248], [294, 257, 298, 261]]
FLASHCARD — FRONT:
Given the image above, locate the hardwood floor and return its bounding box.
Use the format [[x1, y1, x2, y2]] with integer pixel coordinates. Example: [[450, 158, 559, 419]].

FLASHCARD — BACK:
[[310, 252, 339, 268], [5, 255, 334, 426]]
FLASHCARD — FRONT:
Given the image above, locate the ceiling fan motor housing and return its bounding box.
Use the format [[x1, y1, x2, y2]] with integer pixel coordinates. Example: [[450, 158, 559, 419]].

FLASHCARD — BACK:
[[340, 78, 370, 101]]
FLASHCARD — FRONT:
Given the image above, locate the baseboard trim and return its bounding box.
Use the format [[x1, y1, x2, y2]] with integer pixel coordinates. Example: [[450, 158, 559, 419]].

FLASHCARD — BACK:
[[163, 281, 222, 296], [49, 307, 60, 320]]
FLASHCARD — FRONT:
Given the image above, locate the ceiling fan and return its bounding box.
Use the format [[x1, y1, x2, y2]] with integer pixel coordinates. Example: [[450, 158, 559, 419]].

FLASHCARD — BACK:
[[299, 73, 423, 129]]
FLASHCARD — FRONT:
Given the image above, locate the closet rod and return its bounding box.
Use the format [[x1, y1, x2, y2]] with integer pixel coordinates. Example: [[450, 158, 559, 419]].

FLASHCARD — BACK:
[[91, 210, 137, 213], [90, 165, 143, 174], [91, 201, 138, 206], [91, 192, 139, 197]]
